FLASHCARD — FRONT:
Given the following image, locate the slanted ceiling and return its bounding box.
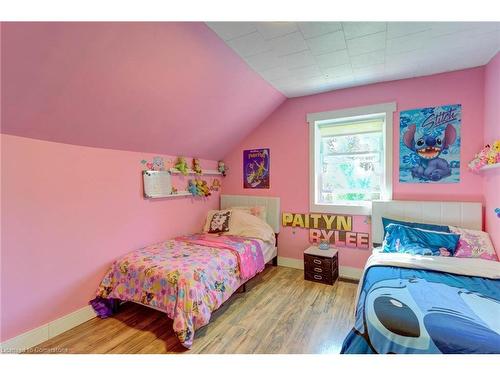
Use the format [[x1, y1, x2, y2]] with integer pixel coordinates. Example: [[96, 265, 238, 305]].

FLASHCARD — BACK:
[[1, 22, 285, 160]]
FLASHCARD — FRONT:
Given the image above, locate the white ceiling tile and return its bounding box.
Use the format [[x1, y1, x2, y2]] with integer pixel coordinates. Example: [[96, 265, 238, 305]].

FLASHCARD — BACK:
[[386, 30, 432, 55], [297, 22, 342, 39], [260, 65, 291, 80], [288, 65, 323, 79], [245, 50, 281, 71], [350, 49, 385, 69], [346, 31, 386, 56], [342, 22, 387, 40], [430, 22, 498, 37], [269, 31, 308, 56], [353, 64, 385, 79], [206, 22, 257, 41], [315, 49, 350, 69], [386, 22, 432, 39], [323, 64, 353, 78], [226, 31, 271, 57], [281, 50, 316, 69], [255, 22, 298, 40], [306, 30, 347, 55]]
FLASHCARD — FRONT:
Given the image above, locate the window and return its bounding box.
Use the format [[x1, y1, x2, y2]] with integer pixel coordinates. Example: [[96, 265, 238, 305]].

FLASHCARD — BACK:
[[308, 103, 396, 215]]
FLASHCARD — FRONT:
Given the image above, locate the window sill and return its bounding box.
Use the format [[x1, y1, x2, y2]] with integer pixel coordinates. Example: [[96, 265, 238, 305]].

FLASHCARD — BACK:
[[310, 202, 372, 216]]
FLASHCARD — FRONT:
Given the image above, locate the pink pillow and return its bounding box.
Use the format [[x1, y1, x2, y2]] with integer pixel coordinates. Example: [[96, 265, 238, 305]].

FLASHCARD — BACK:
[[449, 226, 498, 261]]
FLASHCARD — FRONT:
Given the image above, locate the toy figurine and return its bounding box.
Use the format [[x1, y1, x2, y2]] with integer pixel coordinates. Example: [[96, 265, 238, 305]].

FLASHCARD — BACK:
[[192, 158, 203, 175], [171, 186, 178, 194], [175, 157, 189, 175], [201, 180, 211, 197], [187, 180, 198, 196], [218, 160, 228, 177], [210, 179, 221, 191], [468, 140, 500, 171], [152, 156, 165, 171]]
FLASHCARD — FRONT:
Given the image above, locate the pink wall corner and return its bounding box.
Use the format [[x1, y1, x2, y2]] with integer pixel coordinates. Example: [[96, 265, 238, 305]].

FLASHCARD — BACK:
[[0, 134, 221, 342], [1, 22, 285, 160], [483, 52, 500, 255], [222, 68, 486, 268]]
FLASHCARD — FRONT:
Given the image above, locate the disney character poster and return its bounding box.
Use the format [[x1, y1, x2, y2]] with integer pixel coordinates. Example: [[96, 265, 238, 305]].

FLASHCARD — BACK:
[[243, 148, 270, 189], [399, 104, 461, 183]]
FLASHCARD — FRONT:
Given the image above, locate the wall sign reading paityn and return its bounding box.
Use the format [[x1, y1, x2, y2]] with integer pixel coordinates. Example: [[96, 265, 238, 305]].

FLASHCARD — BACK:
[[243, 148, 270, 189], [400, 104, 461, 183], [282, 212, 369, 249]]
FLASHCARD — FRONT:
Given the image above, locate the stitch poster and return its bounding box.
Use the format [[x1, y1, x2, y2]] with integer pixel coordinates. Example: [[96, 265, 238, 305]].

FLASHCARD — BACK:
[[243, 148, 270, 189], [399, 104, 461, 183]]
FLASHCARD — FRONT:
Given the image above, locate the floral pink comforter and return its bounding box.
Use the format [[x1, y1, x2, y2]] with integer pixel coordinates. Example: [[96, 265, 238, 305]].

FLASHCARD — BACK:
[[90, 234, 264, 348]]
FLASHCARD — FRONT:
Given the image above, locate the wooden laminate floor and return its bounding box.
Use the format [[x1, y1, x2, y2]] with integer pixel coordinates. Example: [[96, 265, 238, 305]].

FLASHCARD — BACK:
[[31, 266, 358, 354]]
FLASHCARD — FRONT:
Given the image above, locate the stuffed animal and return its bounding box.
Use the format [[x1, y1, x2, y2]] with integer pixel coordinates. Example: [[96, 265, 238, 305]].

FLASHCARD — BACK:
[[210, 179, 221, 191], [192, 158, 203, 175], [187, 180, 198, 196], [201, 180, 211, 197], [175, 157, 189, 175], [468, 140, 500, 171], [152, 156, 165, 171], [218, 160, 228, 177], [194, 180, 203, 196]]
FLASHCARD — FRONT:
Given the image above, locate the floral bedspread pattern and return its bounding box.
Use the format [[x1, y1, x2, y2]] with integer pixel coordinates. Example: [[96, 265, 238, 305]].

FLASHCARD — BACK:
[[90, 234, 264, 348]]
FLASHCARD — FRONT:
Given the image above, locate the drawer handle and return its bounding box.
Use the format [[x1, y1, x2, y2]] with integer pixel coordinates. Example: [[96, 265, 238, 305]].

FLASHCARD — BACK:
[[314, 267, 322, 273], [313, 259, 321, 265], [314, 275, 322, 280]]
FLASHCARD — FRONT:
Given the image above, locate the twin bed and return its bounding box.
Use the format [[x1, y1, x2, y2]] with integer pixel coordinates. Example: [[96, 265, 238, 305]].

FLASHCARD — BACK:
[[90, 195, 280, 348], [341, 200, 500, 354]]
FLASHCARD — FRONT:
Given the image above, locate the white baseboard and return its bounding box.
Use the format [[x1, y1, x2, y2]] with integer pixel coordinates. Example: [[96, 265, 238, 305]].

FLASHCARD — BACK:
[[0, 305, 96, 353], [277, 256, 362, 281]]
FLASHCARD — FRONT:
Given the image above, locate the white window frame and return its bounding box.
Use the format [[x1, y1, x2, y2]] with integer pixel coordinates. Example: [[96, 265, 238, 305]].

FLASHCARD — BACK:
[[307, 102, 396, 215]]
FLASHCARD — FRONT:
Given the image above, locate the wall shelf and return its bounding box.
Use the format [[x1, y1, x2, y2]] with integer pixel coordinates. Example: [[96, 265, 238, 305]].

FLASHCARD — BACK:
[[478, 163, 500, 172], [169, 168, 222, 175]]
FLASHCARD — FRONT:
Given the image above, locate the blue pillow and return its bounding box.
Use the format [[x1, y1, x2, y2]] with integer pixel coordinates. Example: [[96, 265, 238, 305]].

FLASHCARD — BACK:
[[382, 217, 450, 239], [383, 224, 460, 256]]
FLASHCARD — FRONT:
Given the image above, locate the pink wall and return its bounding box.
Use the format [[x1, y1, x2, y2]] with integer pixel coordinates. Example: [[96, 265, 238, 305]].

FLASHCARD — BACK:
[[483, 52, 500, 254], [1, 22, 285, 160], [222, 68, 486, 268], [0, 134, 221, 341]]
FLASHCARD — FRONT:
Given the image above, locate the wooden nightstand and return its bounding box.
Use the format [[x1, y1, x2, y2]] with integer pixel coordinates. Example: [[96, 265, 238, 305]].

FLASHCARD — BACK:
[[303, 246, 339, 285]]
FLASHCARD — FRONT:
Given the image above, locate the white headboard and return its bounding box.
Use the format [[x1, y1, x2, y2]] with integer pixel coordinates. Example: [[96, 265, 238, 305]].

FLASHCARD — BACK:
[[372, 200, 482, 245], [220, 195, 281, 233]]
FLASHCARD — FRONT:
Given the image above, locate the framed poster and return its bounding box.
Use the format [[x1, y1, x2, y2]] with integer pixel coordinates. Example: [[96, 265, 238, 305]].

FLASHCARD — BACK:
[[399, 104, 461, 183], [243, 148, 270, 189]]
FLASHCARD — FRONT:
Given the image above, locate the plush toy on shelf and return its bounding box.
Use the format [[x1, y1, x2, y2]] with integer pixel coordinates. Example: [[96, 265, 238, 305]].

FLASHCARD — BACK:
[[210, 179, 221, 192], [187, 180, 198, 196], [175, 157, 189, 175], [200, 180, 211, 197], [468, 140, 500, 171], [192, 158, 203, 175], [218, 160, 228, 177]]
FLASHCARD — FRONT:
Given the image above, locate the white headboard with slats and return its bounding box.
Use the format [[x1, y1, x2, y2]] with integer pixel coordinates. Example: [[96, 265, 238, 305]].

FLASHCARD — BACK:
[[372, 200, 482, 245], [220, 195, 281, 233]]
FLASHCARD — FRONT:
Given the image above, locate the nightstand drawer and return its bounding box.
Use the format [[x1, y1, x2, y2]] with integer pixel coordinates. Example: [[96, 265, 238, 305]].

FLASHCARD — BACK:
[[305, 263, 329, 275], [304, 253, 333, 269], [304, 270, 334, 285]]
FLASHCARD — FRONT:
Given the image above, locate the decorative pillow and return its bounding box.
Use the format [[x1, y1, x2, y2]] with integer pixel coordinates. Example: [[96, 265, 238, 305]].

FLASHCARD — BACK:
[[230, 206, 267, 221], [449, 226, 498, 261], [207, 210, 231, 234], [382, 217, 450, 239], [383, 224, 460, 256], [225, 210, 275, 244]]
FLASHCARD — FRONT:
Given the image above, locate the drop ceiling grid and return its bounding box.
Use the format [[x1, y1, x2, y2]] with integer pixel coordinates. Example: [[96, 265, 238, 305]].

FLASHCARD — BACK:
[[206, 22, 500, 98]]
